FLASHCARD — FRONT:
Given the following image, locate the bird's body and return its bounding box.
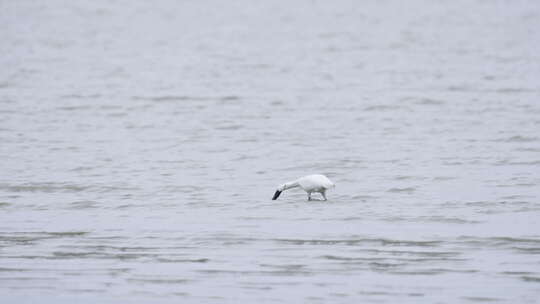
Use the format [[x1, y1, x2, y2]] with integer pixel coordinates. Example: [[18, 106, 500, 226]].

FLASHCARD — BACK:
[[272, 174, 335, 201]]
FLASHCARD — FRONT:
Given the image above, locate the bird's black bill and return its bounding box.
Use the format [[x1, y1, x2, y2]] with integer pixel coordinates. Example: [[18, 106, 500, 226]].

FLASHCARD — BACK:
[[272, 190, 282, 200]]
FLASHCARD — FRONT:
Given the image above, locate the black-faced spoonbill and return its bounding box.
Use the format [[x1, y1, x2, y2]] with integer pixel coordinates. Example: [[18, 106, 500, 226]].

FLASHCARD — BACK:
[[272, 174, 335, 201]]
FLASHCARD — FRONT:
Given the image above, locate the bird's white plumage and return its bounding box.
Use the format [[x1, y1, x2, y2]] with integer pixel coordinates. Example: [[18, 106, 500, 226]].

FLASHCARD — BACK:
[[297, 174, 334, 192], [273, 174, 335, 201]]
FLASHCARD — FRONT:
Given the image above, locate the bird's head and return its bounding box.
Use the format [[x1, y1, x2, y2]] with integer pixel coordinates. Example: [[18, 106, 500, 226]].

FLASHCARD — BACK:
[[272, 184, 286, 200]]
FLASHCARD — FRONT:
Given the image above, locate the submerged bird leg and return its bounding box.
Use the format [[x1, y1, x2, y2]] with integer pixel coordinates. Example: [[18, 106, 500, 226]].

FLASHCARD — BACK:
[[321, 191, 327, 201], [307, 192, 312, 201]]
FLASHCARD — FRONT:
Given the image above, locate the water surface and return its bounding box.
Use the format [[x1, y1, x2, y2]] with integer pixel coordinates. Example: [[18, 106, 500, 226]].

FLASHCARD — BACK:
[[1, 0, 540, 303]]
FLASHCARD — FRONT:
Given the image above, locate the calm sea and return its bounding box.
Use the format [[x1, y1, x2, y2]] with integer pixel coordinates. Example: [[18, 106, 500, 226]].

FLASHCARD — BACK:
[[1, 0, 540, 303]]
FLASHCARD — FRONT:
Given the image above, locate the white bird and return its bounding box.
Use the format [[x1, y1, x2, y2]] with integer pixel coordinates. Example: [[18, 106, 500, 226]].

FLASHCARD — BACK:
[[272, 174, 335, 201]]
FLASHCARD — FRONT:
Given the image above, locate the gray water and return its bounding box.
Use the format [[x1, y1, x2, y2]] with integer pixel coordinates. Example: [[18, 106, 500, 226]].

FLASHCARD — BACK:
[[1, 0, 540, 303]]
